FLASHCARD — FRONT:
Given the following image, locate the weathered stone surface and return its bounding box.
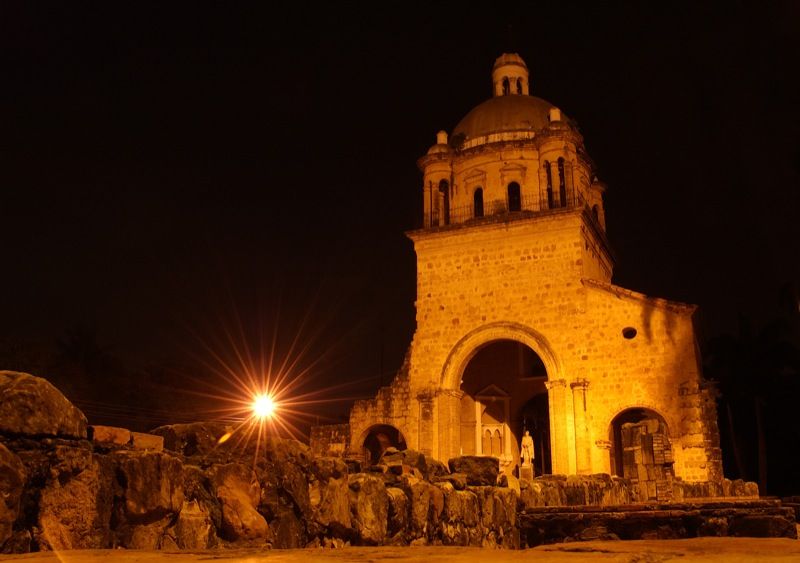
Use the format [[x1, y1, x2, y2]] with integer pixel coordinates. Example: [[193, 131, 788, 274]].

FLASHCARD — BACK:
[[131, 432, 164, 452], [173, 500, 214, 549], [310, 471, 350, 534], [434, 472, 467, 491], [386, 487, 409, 540], [672, 478, 760, 501], [0, 371, 87, 439], [150, 422, 230, 458], [209, 463, 268, 542], [728, 514, 797, 539], [348, 473, 388, 545], [520, 474, 634, 509], [89, 425, 131, 445], [382, 449, 448, 481], [114, 451, 184, 521], [36, 449, 113, 550], [448, 456, 499, 486], [0, 443, 25, 547]]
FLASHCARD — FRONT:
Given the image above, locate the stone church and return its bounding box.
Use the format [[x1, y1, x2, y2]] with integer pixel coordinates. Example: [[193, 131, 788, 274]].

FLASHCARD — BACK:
[[312, 53, 723, 499]]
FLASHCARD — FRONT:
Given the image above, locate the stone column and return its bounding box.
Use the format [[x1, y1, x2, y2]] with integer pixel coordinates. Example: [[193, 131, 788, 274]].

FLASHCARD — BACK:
[[595, 440, 613, 475], [417, 391, 437, 458], [437, 389, 463, 462], [545, 379, 569, 474], [571, 379, 591, 474]]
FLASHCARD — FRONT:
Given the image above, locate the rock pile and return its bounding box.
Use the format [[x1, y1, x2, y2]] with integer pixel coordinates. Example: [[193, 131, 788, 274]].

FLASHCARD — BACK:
[[0, 372, 520, 553]]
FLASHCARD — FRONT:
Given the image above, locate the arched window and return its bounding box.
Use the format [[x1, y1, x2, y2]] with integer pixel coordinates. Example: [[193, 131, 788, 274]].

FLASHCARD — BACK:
[[492, 429, 502, 457], [483, 429, 492, 455], [544, 161, 554, 209], [507, 182, 521, 212], [502, 77, 510, 95], [516, 78, 522, 94], [438, 179, 450, 225], [558, 158, 567, 207], [473, 187, 484, 218]]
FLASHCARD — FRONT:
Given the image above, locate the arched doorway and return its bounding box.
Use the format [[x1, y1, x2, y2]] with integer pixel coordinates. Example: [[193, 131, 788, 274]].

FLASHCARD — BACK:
[[609, 408, 674, 501], [362, 424, 407, 466], [458, 339, 550, 476]]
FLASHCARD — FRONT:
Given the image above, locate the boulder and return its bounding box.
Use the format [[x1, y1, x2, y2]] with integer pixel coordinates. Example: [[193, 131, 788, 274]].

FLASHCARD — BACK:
[[447, 456, 499, 486], [386, 487, 409, 540], [36, 448, 113, 550], [173, 500, 214, 549], [310, 471, 351, 534], [131, 432, 164, 452], [434, 472, 467, 490], [0, 443, 25, 547], [114, 451, 184, 521], [150, 422, 230, 457], [89, 425, 131, 446], [209, 463, 269, 542], [381, 449, 448, 481], [347, 473, 388, 544], [0, 371, 87, 439]]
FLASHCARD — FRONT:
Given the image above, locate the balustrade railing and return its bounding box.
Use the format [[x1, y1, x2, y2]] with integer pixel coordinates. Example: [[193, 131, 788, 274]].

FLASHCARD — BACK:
[[423, 191, 585, 229]]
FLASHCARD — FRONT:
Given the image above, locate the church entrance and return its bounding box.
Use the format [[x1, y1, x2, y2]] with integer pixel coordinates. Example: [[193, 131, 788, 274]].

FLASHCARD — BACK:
[[362, 424, 407, 466], [609, 408, 674, 501], [458, 339, 550, 476]]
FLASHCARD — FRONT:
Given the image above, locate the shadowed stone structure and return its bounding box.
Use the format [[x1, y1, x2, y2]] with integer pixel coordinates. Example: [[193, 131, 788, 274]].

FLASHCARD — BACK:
[[312, 53, 724, 500]]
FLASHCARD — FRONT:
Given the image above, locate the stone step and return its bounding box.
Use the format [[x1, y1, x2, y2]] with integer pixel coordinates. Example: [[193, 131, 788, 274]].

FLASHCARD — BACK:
[[519, 500, 797, 546]]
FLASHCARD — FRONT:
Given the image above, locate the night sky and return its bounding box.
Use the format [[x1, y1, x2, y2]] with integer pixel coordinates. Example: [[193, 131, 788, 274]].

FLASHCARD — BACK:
[[2, 3, 799, 430]]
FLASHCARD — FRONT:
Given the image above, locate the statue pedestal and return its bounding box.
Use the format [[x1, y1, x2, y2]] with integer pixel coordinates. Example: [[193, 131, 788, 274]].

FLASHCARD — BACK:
[[519, 465, 533, 482]]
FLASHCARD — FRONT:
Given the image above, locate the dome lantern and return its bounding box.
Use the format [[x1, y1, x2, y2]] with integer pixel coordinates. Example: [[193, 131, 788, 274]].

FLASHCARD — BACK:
[[492, 53, 530, 97]]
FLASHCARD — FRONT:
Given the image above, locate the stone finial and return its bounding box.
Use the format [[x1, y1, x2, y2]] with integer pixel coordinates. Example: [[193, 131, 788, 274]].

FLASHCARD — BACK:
[[549, 107, 562, 122], [436, 130, 448, 145]]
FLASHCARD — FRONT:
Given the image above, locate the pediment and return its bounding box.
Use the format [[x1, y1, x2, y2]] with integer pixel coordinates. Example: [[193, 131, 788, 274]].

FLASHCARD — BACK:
[[463, 169, 487, 185], [476, 384, 508, 398]]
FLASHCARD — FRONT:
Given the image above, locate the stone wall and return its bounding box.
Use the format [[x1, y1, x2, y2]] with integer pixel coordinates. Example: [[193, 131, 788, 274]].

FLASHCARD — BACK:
[[310, 424, 350, 459]]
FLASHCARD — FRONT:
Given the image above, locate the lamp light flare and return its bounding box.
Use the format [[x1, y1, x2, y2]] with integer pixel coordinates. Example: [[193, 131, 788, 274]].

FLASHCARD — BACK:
[[252, 393, 276, 419]]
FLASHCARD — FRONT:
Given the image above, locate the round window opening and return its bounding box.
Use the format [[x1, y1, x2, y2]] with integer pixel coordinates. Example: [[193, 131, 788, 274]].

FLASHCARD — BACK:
[[622, 327, 638, 339]]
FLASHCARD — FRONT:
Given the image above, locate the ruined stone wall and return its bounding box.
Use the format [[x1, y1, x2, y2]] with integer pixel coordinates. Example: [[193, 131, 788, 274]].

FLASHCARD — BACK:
[[310, 424, 350, 458], [347, 367, 416, 461]]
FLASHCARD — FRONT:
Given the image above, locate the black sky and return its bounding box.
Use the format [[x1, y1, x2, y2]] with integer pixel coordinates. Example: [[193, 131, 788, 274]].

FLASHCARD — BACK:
[[2, 2, 799, 423]]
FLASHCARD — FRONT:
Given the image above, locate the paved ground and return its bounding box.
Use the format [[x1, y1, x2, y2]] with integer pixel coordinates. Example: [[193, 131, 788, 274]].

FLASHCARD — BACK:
[[1, 538, 799, 563]]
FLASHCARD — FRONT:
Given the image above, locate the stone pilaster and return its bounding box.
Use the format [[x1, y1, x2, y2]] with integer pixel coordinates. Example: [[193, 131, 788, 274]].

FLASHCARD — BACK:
[[571, 379, 591, 474], [545, 378, 569, 474], [437, 388, 463, 462]]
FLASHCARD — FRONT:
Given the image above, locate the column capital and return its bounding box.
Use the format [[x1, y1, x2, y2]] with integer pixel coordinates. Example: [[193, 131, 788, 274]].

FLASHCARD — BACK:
[[544, 378, 567, 390], [595, 439, 612, 450], [570, 378, 590, 390]]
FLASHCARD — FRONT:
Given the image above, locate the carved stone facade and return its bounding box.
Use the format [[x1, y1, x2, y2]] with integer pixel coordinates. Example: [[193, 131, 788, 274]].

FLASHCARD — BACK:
[[313, 53, 723, 494]]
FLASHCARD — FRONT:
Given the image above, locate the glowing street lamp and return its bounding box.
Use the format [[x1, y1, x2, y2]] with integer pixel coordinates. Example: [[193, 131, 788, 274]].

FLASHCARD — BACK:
[[252, 393, 276, 420]]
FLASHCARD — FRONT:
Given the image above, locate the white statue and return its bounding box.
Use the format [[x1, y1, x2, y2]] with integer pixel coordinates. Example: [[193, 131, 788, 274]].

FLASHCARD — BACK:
[[521, 430, 534, 467]]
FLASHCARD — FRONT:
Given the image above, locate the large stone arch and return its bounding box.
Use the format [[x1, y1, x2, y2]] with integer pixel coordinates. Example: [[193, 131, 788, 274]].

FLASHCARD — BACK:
[[440, 321, 561, 390]]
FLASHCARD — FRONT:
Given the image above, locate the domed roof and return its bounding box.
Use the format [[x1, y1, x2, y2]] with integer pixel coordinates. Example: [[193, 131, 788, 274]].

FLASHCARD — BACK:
[[453, 95, 559, 141]]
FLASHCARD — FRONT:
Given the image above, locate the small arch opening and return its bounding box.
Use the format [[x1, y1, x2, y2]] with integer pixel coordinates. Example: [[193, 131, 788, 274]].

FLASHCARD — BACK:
[[473, 187, 484, 218], [544, 161, 554, 209], [592, 204, 600, 222], [622, 327, 638, 340], [516, 78, 522, 94], [438, 179, 450, 225], [502, 77, 510, 95], [608, 408, 674, 501], [507, 181, 521, 212], [362, 424, 407, 466], [557, 157, 567, 207]]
